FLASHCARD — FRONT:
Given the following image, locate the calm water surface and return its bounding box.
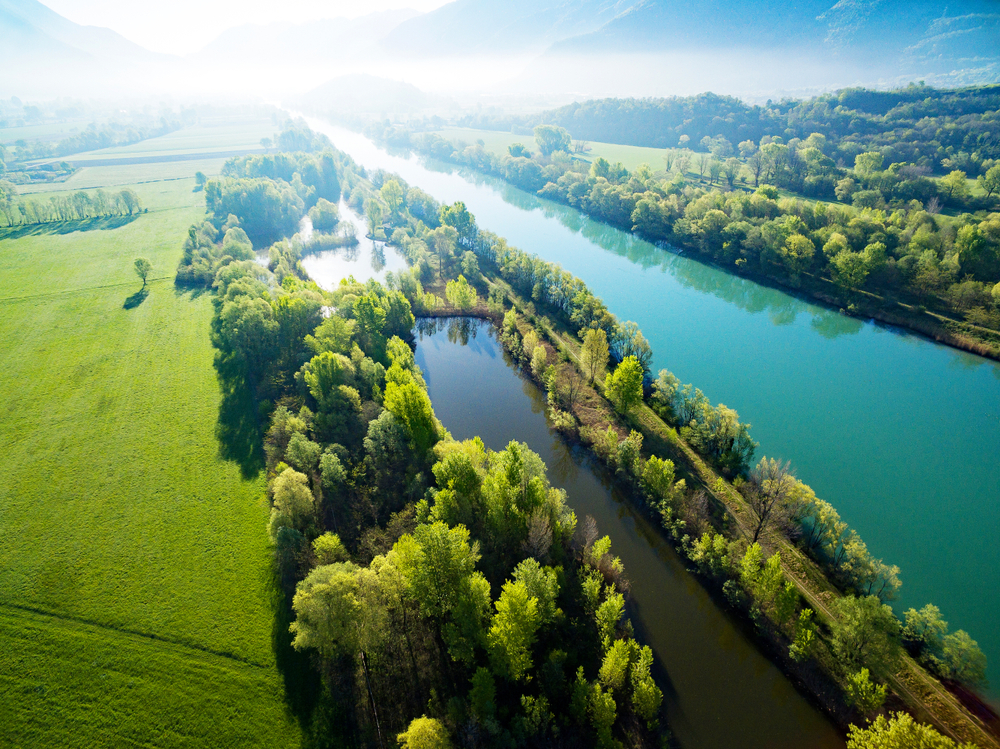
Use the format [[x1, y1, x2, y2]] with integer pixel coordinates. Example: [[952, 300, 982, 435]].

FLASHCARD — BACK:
[[415, 318, 842, 749], [309, 119, 1000, 703]]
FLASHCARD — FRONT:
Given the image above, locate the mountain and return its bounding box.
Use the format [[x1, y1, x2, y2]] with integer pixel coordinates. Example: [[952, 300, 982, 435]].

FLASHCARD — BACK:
[[300, 74, 446, 117], [196, 9, 421, 65], [381, 0, 635, 56], [547, 0, 1000, 76], [0, 0, 172, 96]]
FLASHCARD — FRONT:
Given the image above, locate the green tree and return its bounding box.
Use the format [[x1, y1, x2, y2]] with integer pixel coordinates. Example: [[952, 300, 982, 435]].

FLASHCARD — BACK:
[[289, 562, 361, 659], [846, 712, 976, 749], [133, 257, 152, 288], [854, 152, 884, 179], [845, 668, 887, 714], [432, 225, 458, 280], [978, 164, 1000, 199], [605, 356, 643, 414], [831, 595, 902, 676], [397, 716, 455, 749], [488, 579, 541, 681], [445, 274, 478, 310], [268, 468, 315, 541], [630, 644, 662, 728], [940, 170, 970, 202], [534, 125, 572, 157], [580, 328, 609, 384], [380, 179, 404, 222], [384, 380, 437, 454], [312, 532, 348, 565], [364, 197, 383, 236], [832, 251, 870, 291], [599, 639, 633, 691], [508, 143, 530, 158], [781, 233, 815, 276]]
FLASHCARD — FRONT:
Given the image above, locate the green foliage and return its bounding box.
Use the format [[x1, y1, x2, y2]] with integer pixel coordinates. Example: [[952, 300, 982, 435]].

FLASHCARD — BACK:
[[487, 579, 541, 682], [846, 711, 977, 749], [133, 256, 152, 286], [831, 595, 902, 677], [599, 638, 633, 691], [533, 124, 572, 157], [289, 562, 361, 659], [595, 591, 625, 647], [397, 716, 455, 749], [268, 468, 315, 541], [789, 609, 818, 662], [312, 532, 348, 565], [445, 274, 478, 310], [605, 355, 644, 414], [844, 668, 887, 714], [580, 327, 609, 384], [630, 644, 663, 728]]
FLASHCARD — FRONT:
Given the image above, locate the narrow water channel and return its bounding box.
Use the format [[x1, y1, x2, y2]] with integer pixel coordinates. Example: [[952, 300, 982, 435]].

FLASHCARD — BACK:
[[414, 317, 843, 749], [303, 117, 1000, 703]]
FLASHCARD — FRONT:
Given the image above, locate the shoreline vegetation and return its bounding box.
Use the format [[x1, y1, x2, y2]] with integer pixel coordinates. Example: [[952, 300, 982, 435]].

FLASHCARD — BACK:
[[355, 84, 1000, 363], [175, 123, 995, 748]]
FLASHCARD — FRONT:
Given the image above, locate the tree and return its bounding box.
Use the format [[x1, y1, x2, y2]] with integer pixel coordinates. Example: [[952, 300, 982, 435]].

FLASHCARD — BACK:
[[580, 328, 609, 384], [845, 668, 887, 714], [380, 179, 405, 223], [289, 562, 361, 659], [508, 143, 530, 158], [846, 712, 976, 749], [605, 356, 643, 414], [940, 170, 970, 203], [133, 257, 152, 288], [831, 251, 870, 291], [397, 716, 455, 749], [269, 468, 315, 540], [488, 579, 541, 681], [978, 164, 1000, 199], [745, 457, 794, 542], [781, 233, 815, 276], [364, 197, 383, 237], [445, 275, 477, 310], [830, 595, 902, 677], [432, 225, 458, 280], [534, 125, 572, 157]]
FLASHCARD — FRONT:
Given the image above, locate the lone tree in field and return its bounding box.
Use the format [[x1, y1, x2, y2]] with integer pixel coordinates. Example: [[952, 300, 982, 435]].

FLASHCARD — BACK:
[[134, 257, 152, 289]]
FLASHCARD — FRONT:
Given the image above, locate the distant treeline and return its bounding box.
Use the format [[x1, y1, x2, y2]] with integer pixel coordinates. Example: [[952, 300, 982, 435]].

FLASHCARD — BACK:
[[451, 84, 1000, 178], [4, 119, 182, 162], [0, 181, 142, 227]]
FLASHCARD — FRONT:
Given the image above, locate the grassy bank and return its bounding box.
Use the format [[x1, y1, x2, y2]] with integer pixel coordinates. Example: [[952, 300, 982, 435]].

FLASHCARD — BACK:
[[0, 170, 300, 746]]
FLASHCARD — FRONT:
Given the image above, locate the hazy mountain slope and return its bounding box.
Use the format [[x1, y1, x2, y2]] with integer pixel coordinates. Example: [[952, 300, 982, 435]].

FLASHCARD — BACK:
[[381, 0, 635, 55], [549, 0, 1000, 73], [197, 9, 421, 64], [0, 0, 166, 62], [300, 74, 446, 116]]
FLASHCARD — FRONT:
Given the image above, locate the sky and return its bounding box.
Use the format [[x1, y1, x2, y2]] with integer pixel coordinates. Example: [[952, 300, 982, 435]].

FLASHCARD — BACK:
[[42, 0, 452, 55]]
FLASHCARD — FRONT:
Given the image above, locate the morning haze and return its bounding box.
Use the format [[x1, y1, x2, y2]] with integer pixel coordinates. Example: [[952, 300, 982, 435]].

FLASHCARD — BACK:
[[2, 1, 999, 748]]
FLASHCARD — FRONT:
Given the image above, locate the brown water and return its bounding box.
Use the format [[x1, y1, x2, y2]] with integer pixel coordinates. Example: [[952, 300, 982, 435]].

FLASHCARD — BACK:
[[413, 317, 843, 749]]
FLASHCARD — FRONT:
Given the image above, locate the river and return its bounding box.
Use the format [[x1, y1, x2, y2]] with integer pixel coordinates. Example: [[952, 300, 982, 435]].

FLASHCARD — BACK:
[[413, 317, 842, 749], [302, 118, 1000, 706]]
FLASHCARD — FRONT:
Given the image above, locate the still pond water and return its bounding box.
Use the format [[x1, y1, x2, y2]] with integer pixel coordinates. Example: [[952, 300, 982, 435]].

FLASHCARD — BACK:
[[414, 317, 842, 749], [308, 119, 1000, 705]]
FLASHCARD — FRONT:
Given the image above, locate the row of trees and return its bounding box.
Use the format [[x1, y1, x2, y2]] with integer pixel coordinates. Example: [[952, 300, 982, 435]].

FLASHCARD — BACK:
[[0, 181, 142, 226], [195, 137, 666, 747]]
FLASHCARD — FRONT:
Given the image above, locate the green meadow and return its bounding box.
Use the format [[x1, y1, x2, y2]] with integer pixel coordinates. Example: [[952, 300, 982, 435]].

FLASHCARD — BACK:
[[0, 151, 301, 746]]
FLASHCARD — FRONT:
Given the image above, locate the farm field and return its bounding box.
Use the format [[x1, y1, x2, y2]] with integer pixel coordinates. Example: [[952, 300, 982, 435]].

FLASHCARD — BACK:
[[68, 119, 276, 161], [0, 165, 300, 746], [17, 157, 233, 194]]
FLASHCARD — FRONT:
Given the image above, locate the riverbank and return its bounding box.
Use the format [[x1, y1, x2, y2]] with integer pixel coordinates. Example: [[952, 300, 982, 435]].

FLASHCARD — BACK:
[[415, 266, 999, 748], [369, 130, 1000, 364]]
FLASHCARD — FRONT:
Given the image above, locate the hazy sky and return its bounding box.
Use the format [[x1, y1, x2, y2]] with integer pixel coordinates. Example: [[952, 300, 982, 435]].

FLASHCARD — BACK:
[[43, 0, 451, 55]]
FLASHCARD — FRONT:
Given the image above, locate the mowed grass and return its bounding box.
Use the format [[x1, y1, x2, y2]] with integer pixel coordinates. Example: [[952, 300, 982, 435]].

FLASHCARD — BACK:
[[0, 174, 301, 747]]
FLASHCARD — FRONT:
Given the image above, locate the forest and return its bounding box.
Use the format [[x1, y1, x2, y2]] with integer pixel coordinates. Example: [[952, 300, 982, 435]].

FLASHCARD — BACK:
[[172, 126, 989, 747]]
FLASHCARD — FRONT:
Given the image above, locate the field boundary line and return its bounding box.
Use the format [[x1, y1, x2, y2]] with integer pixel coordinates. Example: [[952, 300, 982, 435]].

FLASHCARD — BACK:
[[0, 276, 175, 304], [0, 601, 271, 670]]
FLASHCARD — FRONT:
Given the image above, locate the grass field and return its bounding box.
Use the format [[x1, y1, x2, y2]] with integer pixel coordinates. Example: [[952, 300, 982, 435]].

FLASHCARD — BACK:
[[17, 158, 233, 194], [0, 166, 301, 746], [69, 120, 277, 162], [432, 127, 673, 172]]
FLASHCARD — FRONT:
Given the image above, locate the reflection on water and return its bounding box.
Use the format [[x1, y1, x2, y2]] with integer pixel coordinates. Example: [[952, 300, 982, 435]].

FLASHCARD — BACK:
[[415, 318, 843, 749], [300, 200, 408, 288]]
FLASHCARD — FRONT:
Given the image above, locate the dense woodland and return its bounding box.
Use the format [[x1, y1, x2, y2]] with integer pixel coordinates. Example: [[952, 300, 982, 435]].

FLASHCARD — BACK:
[[366, 92, 1000, 351], [175, 133, 666, 748], [171, 122, 989, 746]]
